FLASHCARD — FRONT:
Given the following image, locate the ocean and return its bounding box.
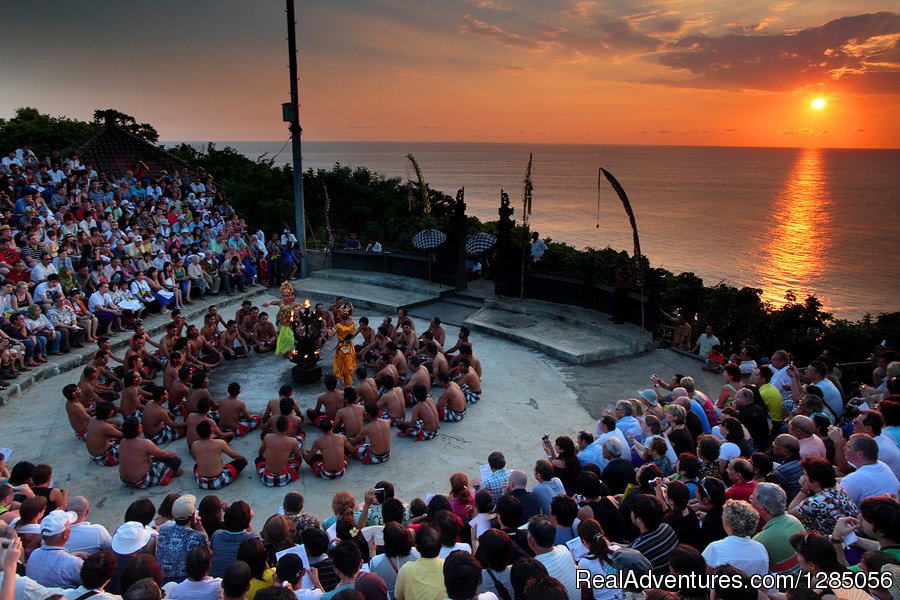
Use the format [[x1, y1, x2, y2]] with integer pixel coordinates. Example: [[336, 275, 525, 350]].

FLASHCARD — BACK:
[[172, 141, 900, 319]]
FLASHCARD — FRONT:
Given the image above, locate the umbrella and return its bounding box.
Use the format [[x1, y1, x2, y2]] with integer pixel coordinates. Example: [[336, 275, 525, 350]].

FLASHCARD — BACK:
[[466, 232, 497, 256], [412, 229, 447, 251]]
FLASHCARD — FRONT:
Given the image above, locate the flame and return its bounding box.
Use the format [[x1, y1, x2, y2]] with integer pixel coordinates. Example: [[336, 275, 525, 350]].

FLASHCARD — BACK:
[[303, 299, 310, 309]]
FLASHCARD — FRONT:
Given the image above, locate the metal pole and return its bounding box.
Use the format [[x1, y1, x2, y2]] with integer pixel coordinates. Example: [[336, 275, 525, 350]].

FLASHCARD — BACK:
[[286, 0, 308, 278]]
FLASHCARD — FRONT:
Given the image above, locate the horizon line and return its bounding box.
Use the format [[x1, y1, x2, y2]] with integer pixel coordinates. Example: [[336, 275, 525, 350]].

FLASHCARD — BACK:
[[161, 139, 900, 151]]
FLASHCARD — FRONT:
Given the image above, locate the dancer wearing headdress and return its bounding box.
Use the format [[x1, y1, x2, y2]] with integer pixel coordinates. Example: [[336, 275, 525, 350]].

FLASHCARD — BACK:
[[333, 301, 358, 386], [262, 281, 300, 357]]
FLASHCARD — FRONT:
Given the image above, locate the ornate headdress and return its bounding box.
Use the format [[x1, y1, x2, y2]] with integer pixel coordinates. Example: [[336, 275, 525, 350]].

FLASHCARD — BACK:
[[340, 301, 354, 318], [279, 281, 295, 298]]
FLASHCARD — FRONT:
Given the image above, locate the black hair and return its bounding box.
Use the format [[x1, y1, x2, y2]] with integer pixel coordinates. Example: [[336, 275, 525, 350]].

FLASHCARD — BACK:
[[382, 522, 414, 558], [415, 522, 443, 558], [496, 494, 523, 528], [196, 420, 212, 439], [550, 495, 579, 527], [122, 416, 140, 439], [510, 557, 548, 600], [443, 550, 483, 600], [631, 494, 663, 531], [227, 382, 241, 396], [433, 510, 460, 547], [527, 516, 557, 548], [860, 495, 900, 543], [124, 498, 156, 526], [474, 529, 512, 572], [331, 541, 363, 578], [302, 527, 330, 556], [222, 560, 253, 598], [185, 546, 212, 581], [381, 497, 405, 524], [80, 550, 118, 589]]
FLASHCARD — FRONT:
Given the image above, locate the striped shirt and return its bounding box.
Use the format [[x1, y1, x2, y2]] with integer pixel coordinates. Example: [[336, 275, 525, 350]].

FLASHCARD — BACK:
[[631, 523, 679, 574]]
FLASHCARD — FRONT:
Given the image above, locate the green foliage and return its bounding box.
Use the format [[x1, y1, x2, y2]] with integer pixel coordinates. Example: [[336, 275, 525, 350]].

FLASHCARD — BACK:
[[92, 109, 159, 143], [302, 164, 456, 250], [0, 107, 94, 160]]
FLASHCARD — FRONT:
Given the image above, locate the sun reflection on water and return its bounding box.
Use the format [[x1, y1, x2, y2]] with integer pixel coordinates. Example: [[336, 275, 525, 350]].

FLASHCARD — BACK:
[[760, 148, 830, 307]]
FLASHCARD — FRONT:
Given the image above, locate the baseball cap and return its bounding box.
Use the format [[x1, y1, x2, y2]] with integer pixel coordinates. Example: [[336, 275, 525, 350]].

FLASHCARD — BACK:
[[133, 235, 142, 242], [112, 521, 152, 554], [171, 494, 197, 520], [611, 548, 652, 577], [40, 509, 78, 536]]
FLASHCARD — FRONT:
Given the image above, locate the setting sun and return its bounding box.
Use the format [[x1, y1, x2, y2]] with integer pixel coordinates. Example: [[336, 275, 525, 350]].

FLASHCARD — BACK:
[[812, 97, 827, 110]]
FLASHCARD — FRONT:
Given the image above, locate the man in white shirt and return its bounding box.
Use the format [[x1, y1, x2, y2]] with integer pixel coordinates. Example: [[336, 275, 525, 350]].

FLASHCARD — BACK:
[[64, 496, 112, 555], [852, 412, 900, 478], [30, 255, 58, 283], [25, 510, 84, 589], [769, 350, 794, 402], [806, 360, 844, 419], [835, 433, 900, 506], [33, 275, 63, 307], [526, 516, 579, 600], [693, 325, 720, 358]]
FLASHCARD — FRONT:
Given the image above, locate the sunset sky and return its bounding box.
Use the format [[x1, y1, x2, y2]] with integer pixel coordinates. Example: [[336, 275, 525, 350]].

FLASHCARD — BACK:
[[2, 1, 898, 148]]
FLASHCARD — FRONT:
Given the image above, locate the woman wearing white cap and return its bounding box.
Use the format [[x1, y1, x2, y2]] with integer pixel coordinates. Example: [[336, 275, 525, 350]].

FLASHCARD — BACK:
[[108, 521, 154, 595]]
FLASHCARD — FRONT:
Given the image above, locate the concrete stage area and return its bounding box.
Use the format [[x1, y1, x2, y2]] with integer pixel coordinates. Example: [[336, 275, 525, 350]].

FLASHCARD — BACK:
[[0, 278, 723, 532]]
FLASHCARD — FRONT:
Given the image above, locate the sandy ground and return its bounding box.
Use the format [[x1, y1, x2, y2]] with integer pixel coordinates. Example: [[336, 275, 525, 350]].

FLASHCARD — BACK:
[[0, 295, 721, 531]]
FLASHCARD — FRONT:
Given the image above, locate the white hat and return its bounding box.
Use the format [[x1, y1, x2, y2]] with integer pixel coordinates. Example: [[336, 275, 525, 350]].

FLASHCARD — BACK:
[[171, 494, 197, 520], [112, 521, 152, 555], [40, 509, 78, 536], [133, 235, 142, 242]]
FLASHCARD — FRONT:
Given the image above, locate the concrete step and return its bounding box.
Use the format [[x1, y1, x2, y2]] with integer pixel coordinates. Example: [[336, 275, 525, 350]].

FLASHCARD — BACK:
[[291, 278, 443, 315], [481, 298, 653, 348], [0, 286, 270, 405], [440, 295, 485, 309], [407, 299, 482, 327], [310, 269, 451, 296], [465, 306, 634, 364], [463, 297, 654, 365]]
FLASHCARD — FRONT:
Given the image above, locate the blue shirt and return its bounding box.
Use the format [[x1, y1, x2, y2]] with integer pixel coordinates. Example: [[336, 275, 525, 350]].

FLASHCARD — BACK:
[[483, 468, 511, 499], [156, 525, 208, 581], [578, 439, 607, 469], [689, 399, 711, 434], [532, 478, 566, 515], [25, 545, 83, 589]]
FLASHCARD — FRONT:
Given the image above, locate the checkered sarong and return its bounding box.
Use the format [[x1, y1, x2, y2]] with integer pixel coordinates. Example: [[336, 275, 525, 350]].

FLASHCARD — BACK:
[[462, 385, 481, 405], [150, 424, 182, 445], [90, 440, 120, 466], [355, 443, 390, 465], [410, 419, 438, 442], [75, 427, 88, 442], [438, 405, 466, 422], [310, 456, 348, 480], [194, 463, 239, 490], [221, 416, 261, 437], [257, 460, 301, 487], [296, 431, 306, 450], [124, 459, 175, 489]]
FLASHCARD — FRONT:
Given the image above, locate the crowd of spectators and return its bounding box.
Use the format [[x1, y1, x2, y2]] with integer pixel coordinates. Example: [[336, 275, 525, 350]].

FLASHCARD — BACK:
[[3, 143, 900, 600], [0, 144, 307, 388]]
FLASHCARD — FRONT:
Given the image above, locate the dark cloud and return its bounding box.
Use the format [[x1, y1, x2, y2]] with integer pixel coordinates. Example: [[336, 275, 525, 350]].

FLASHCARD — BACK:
[[655, 12, 900, 94]]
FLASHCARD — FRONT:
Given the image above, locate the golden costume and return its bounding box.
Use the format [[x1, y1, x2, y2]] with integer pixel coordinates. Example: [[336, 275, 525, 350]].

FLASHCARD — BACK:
[[274, 281, 296, 356], [333, 302, 357, 386]]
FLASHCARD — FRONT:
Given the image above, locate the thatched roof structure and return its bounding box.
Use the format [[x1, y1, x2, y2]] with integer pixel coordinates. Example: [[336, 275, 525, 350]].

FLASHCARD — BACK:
[[68, 115, 187, 178]]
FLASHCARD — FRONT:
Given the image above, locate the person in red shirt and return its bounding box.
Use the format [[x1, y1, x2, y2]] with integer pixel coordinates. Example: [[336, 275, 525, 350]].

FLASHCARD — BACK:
[[724, 458, 758, 501], [4, 260, 31, 287], [0, 237, 21, 274]]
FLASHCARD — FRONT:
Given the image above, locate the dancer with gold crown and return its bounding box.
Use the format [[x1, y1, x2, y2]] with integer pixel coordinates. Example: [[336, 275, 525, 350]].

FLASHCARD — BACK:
[[333, 301, 358, 386], [262, 281, 301, 357]]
